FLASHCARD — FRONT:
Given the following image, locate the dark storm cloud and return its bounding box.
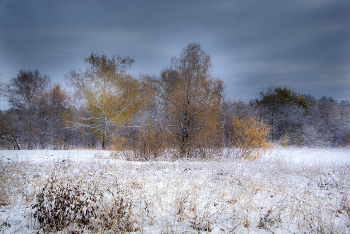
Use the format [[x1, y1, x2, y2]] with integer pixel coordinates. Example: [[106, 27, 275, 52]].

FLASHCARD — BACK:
[[0, 0, 349, 109]]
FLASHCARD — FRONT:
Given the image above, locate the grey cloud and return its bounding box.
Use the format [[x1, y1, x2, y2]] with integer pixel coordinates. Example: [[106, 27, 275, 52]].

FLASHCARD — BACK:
[[0, 0, 349, 109]]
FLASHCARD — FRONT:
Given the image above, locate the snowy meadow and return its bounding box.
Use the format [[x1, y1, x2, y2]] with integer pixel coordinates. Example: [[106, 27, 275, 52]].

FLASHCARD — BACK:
[[1, 147, 350, 233]]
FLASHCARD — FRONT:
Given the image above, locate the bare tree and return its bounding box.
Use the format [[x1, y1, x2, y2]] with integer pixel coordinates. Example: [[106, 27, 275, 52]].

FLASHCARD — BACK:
[[36, 84, 74, 149], [0, 109, 21, 150], [5, 69, 50, 149], [6, 70, 50, 110]]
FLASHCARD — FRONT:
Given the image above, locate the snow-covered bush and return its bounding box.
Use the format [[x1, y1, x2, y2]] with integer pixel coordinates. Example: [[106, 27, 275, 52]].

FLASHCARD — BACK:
[[32, 175, 135, 233]]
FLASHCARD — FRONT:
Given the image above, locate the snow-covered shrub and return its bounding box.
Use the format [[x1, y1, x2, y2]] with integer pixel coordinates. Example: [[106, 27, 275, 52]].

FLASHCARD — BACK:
[[32, 176, 135, 233]]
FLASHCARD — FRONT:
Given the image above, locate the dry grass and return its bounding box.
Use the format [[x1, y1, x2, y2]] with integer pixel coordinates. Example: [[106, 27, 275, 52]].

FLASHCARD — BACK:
[[1, 154, 350, 233]]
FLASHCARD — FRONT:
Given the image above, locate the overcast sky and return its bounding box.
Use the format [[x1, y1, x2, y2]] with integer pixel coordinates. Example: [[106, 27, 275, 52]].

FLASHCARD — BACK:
[[0, 0, 349, 110]]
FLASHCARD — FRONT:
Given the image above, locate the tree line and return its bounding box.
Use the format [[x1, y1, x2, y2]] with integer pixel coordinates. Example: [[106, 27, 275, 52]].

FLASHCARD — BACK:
[[1, 43, 349, 158]]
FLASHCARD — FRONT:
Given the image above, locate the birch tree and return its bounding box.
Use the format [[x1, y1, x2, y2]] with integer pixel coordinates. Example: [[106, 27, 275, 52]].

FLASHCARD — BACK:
[[66, 52, 141, 149], [161, 43, 224, 157]]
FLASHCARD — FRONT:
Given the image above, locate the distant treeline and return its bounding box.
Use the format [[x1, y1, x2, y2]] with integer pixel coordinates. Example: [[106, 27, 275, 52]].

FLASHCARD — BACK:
[[1, 43, 349, 157]]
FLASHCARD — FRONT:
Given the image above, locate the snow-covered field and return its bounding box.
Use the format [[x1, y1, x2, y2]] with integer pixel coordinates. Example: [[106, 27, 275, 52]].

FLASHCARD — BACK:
[[1, 147, 350, 233]]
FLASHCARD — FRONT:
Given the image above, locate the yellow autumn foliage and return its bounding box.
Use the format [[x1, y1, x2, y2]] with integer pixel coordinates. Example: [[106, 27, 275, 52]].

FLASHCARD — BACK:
[[230, 116, 273, 159], [67, 52, 141, 149]]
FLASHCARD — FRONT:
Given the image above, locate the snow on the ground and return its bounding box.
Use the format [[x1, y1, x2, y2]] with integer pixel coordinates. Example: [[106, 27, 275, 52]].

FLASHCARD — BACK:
[[0, 147, 350, 233], [264, 146, 350, 165], [0, 149, 114, 163], [2, 146, 350, 164]]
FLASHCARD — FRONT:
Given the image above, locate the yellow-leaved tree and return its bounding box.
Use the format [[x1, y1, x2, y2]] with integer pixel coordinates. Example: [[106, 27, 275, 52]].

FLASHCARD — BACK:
[[66, 52, 141, 149], [160, 43, 224, 157], [229, 116, 272, 159]]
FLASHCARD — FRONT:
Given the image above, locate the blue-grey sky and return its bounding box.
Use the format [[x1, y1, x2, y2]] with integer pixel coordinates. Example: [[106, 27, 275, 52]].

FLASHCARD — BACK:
[[0, 0, 349, 109]]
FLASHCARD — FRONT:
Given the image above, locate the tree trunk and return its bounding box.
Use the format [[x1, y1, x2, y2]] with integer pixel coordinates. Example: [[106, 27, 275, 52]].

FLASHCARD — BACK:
[[102, 128, 107, 150], [12, 135, 20, 150]]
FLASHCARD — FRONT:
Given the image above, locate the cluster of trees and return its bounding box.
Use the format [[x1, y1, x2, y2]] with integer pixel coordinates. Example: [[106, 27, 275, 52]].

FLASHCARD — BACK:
[[256, 87, 350, 147], [1, 43, 349, 157], [0, 70, 73, 150]]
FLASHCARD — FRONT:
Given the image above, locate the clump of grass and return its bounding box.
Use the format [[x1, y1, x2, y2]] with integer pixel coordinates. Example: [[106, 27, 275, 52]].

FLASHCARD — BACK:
[[257, 193, 350, 233], [0, 157, 11, 206], [0, 156, 28, 207]]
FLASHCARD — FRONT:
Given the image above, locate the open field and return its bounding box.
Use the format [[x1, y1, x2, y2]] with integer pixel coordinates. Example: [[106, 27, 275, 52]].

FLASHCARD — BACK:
[[1, 147, 350, 233]]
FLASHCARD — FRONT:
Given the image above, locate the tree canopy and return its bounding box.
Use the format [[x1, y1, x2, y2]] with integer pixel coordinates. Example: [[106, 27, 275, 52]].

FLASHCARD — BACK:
[[256, 86, 309, 110]]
